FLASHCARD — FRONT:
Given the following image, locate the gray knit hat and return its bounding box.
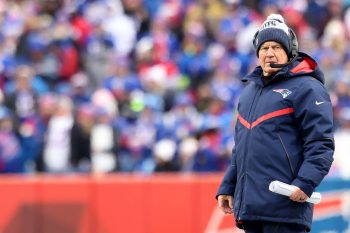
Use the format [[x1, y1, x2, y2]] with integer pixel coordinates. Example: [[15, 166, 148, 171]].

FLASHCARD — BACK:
[[253, 14, 291, 57]]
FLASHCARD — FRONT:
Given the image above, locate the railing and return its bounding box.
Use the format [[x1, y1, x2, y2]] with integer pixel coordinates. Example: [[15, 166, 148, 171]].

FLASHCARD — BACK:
[[0, 174, 348, 233]]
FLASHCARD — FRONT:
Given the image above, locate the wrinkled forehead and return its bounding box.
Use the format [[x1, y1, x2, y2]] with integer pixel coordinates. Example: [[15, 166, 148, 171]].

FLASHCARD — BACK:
[[259, 41, 283, 47]]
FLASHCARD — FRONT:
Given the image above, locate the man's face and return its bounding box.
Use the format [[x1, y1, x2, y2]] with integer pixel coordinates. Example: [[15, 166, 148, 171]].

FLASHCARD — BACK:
[[258, 41, 289, 76]]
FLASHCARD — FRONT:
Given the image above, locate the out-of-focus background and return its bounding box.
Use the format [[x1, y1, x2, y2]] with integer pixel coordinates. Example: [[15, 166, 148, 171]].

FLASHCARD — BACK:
[[0, 0, 350, 232]]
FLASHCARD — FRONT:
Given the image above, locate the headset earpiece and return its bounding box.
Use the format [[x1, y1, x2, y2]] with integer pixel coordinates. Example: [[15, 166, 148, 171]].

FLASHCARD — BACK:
[[288, 28, 298, 61], [253, 31, 259, 50]]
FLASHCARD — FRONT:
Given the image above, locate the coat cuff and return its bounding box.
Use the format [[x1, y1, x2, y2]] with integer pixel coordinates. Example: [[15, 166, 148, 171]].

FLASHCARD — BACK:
[[291, 179, 314, 197], [215, 184, 235, 199]]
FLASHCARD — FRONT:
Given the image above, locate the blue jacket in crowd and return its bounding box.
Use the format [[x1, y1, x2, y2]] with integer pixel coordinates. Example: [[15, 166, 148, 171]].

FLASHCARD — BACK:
[[216, 52, 334, 231]]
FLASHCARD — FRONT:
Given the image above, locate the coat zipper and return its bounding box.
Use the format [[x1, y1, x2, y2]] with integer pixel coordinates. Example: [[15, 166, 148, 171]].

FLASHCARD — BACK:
[[237, 86, 263, 220]]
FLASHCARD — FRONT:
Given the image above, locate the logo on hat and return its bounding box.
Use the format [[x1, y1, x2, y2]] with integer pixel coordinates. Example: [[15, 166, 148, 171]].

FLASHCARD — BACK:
[[261, 20, 277, 30]]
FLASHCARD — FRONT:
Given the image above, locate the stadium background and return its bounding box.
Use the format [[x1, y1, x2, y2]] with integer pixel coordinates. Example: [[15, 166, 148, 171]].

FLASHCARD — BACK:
[[1, 0, 350, 232]]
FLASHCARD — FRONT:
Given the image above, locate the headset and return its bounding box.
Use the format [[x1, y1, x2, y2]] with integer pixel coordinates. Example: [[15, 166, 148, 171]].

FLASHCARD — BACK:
[[253, 25, 299, 68]]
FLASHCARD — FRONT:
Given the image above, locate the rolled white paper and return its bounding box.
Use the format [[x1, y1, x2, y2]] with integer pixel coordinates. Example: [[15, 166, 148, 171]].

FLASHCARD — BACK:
[[269, 180, 322, 204]]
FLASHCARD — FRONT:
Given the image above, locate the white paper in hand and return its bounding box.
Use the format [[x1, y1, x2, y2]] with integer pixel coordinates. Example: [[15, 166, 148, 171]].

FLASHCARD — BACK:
[[269, 180, 321, 204]]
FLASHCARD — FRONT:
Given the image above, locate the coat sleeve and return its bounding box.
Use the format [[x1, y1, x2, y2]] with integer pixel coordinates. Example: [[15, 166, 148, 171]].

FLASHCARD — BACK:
[[216, 147, 237, 199], [291, 78, 334, 197]]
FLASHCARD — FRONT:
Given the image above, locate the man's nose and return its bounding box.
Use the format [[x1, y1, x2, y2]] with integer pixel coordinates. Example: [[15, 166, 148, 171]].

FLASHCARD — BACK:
[[266, 47, 275, 56]]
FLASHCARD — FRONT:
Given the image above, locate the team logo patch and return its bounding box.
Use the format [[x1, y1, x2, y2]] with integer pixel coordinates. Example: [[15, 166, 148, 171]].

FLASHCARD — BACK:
[[273, 89, 292, 98]]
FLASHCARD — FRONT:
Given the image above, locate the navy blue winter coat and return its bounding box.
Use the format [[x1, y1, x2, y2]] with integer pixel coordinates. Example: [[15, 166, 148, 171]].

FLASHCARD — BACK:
[[216, 52, 334, 231]]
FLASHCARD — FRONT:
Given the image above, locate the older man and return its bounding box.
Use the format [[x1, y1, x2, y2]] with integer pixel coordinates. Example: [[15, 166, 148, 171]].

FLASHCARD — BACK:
[[216, 14, 334, 233]]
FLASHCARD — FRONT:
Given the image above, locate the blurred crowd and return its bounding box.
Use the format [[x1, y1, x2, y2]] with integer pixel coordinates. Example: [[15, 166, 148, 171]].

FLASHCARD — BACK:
[[0, 0, 350, 176]]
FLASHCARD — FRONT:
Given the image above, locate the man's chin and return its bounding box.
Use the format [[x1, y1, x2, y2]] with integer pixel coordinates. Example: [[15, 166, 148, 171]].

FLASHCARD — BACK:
[[263, 67, 280, 76]]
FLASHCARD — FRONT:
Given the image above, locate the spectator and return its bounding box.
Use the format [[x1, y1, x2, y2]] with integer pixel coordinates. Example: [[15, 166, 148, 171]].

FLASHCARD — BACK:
[[70, 104, 95, 173], [153, 138, 179, 172], [90, 107, 119, 174], [42, 95, 74, 173], [331, 107, 350, 178], [178, 136, 199, 172], [4, 65, 40, 121], [0, 106, 25, 173]]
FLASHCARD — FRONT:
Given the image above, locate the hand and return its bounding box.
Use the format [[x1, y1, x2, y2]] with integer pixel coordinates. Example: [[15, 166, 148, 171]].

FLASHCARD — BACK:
[[289, 186, 308, 203], [218, 195, 234, 214]]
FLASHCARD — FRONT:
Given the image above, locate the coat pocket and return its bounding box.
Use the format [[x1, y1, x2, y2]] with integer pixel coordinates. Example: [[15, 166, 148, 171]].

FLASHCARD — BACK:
[[277, 132, 296, 178]]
